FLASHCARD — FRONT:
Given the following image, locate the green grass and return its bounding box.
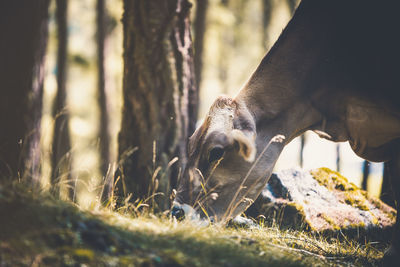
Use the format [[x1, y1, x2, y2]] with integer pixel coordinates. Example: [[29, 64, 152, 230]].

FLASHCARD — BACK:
[[0, 183, 389, 266]]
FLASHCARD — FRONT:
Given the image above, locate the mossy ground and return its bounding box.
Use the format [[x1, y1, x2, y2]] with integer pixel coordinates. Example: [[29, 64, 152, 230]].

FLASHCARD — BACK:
[[0, 183, 389, 266]]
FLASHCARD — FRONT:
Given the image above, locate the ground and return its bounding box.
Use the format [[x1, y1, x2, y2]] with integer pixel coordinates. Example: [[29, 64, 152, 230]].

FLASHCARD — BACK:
[[0, 183, 390, 266]]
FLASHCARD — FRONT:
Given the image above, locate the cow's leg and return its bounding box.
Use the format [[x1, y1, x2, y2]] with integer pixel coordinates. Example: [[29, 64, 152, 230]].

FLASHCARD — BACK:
[[384, 155, 400, 265]]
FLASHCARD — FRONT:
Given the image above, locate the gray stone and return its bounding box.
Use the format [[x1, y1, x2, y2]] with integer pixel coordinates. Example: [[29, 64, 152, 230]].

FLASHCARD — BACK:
[[245, 167, 396, 238]]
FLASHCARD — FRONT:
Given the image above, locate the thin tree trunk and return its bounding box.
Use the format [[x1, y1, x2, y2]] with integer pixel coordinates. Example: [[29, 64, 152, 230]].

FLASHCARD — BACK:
[[361, 160, 369, 190], [261, 0, 273, 49], [263, 0, 297, 49], [117, 0, 197, 209], [97, 0, 112, 203], [335, 144, 340, 172], [381, 162, 395, 207], [216, 0, 231, 95], [299, 134, 305, 168], [191, 0, 208, 133], [0, 0, 49, 185], [51, 0, 74, 200], [193, 0, 208, 89]]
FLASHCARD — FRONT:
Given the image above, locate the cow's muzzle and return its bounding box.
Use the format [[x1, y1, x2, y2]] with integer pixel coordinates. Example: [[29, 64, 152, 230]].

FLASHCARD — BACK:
[[171, 206, 185, 220], [171, 201, 200, 221]]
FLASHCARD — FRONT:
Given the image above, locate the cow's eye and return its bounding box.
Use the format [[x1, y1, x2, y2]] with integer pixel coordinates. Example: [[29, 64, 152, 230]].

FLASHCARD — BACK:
[[208, 146, 224, 163]]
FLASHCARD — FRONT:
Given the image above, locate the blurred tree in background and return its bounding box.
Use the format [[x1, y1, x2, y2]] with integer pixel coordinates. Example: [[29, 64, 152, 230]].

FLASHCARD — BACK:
[[261, 0, 272, 49], [381, 163, 395, 207], [362, 160, 370, 190], [193, 0, 208, 88], [96, 0, 113, 202], [0, 0, 50, 186], [116, 0, 197, 209], [51, 0, 74, 200]]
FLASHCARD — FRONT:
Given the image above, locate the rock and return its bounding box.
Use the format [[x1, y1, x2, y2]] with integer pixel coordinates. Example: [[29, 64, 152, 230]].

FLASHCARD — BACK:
[[228, 215, 258, 229], [245, 167, 396, 238]]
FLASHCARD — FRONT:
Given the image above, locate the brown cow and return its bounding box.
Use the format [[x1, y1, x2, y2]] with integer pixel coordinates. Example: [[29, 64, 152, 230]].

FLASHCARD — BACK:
[[173, 0, 400, 261]]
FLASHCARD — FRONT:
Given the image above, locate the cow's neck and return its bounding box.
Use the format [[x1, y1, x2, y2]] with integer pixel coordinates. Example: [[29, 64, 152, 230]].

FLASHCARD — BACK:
[[237, 72, 324, 140], [235, 0, 335, 141], [233, 82, 322, 206], [234, 1, 330, 166]]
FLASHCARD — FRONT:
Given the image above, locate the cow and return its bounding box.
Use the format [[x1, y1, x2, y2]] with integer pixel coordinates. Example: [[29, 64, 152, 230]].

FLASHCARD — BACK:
[[172, 0, 400, 262]]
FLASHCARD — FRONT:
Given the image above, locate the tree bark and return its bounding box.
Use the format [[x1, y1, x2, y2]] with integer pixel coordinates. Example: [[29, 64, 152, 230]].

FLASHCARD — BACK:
[[97, 0, 112, 203], [117, 0, 197, 209], [51, 0, 73, 199], [0, 0, 50, 185]]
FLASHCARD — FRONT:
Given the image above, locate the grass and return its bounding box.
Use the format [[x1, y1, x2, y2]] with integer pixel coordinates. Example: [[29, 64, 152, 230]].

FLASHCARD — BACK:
[[0, 182, 389, 266]]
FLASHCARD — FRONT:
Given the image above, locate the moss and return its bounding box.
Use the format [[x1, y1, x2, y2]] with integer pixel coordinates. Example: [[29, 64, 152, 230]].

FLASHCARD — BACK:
[[344, 192, 370, 211], [371, 215, 379, 226], [356, 221, 366, 228], [321, 213, 340, 231], [310, 167, 397, 236], [311, 168, 370, 211], [72, 248, 95, 262], [369, 196, 397, 221], [276, 202, 307, 230], [288, 201, 305, 215], [311, 167, 356, 191]]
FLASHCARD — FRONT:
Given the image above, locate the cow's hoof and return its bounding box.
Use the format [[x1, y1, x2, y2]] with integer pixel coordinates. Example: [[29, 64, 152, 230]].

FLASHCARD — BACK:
[[382, 246, 400, 267]]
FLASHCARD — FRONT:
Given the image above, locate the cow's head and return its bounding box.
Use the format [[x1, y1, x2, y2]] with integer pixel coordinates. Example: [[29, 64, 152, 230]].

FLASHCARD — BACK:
[[172, 96, 269, 222]]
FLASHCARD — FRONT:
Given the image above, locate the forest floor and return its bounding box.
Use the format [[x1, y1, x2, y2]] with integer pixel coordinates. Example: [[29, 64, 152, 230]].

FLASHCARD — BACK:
[[0, 183, 389, 267]]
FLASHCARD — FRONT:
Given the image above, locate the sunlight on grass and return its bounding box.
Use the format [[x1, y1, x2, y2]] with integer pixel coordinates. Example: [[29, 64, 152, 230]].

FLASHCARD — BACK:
[[0, 181, 388, 266], [96, 209, 387, 266]]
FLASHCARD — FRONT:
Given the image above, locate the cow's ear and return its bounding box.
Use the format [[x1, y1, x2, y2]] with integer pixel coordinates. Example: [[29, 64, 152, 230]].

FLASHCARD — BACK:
[[231, 129, 256, 162]]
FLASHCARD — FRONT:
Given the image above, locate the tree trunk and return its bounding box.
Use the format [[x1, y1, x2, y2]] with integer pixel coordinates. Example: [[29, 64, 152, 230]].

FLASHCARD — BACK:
[[193, 0, 208, 90], [0, 0, 49, 185], [117, 0, 197, 209], [97, 0, 112, 203], [335, 144, 340, 172], [263, 0, 298, 49], [261, 0, 273, 49], [381, 162, 395, 207], [361, 160, 369, 191], [51, 0, 74, 199], [191, 0, 207, 133], [299, 134, 305, 168]]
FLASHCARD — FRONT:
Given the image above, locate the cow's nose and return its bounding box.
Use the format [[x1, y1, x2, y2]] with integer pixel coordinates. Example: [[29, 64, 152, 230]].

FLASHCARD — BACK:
[[171, 206, 185, 220]]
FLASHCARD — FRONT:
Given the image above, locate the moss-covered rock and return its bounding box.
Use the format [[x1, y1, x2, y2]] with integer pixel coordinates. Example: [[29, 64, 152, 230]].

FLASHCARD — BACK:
[[246, 168, 396, 239]]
